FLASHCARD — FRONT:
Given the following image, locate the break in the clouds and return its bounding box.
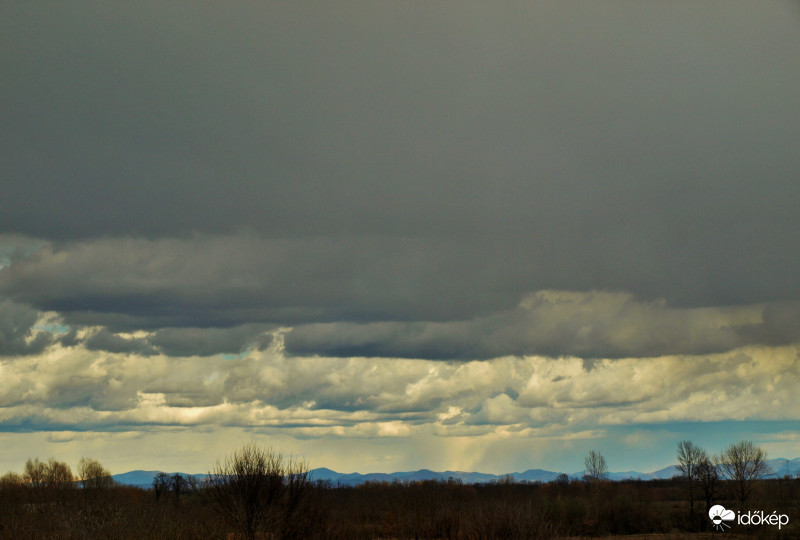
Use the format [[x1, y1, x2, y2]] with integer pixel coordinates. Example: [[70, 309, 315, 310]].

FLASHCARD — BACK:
[[2, 1, 800, 473]]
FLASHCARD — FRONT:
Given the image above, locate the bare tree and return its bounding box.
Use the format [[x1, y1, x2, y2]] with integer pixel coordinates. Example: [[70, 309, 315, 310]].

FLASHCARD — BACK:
[[208, 443, 310, 540], [46, 459, 74, 490], [584, 450, 608, 482], [153, 471, 171, 502], [186, 474, 199, 492], [717, 440, 769, 505], [676, 440, 705, 520], [0, 472, 25, 507], [78, 457, 114, 491], [0, 472, 23, 486], [23, 457, 74, 502], [46, 458, 74, 505], [696, 454, 719, 516], [170, 473, 189, 501], [23, 458, 48, 493]]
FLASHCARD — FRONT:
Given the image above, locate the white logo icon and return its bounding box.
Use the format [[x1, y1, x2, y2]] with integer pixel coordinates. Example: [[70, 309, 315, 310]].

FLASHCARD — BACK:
[[709, 505, 735, 531]]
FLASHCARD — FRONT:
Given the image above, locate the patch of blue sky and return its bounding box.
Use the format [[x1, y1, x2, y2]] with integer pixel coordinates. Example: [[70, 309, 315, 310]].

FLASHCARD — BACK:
[[617, 420, 800, 439], [33, 323, 71, 334], [596, 420, 800, 472], [220, 350, 250, 360], [0, 237, 47, 270]]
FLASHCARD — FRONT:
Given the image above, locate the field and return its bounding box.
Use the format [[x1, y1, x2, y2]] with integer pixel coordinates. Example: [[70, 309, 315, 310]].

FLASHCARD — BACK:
[[1, 474, 799, 539]]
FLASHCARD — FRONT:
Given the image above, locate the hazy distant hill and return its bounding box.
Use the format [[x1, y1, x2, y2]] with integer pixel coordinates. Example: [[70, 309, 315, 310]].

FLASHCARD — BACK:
[[112, 458, 800, 488], [651, 465, 680, 479], [765, 457, 800, 478], [112, 470, 207, 489], [310, 467, 649, 486]]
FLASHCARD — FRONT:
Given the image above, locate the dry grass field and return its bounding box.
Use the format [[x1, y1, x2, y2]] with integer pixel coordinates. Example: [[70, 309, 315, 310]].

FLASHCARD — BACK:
[[2, 476, 799, 539]]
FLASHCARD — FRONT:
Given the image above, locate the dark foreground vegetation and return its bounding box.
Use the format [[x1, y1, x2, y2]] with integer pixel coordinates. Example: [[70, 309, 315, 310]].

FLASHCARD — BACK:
[[1, 442, 799, 539]]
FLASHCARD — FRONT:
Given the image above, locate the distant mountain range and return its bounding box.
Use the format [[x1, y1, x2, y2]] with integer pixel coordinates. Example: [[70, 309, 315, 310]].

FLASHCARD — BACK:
[[111, 470, 206, 488], [112, 458, 800, 488], [306, 465, 681, 486]]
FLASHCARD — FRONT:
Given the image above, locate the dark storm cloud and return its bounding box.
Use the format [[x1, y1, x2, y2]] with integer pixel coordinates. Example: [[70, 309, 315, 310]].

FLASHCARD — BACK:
[[84, 329, 156, 356], [0, 236, 524, 329], [149, 324, 274, 357], [284, 292, 800, 360], [2, 2, 800, 358], [0, 299, 52, 356], [81, 322, 276, 358], [736, 302, 800, 346]]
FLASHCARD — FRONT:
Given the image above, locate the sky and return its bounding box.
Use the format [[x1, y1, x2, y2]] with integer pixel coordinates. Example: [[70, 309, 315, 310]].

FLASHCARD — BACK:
[[1, 1, 800, 476]]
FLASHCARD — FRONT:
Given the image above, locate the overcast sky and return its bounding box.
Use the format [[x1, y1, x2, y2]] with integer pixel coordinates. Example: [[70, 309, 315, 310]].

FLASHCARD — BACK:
[[2, 1, 800, 475]]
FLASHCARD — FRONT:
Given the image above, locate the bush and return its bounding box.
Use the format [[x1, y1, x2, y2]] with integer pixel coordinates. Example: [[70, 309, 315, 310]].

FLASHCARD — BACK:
[[207, 443, 312, 540]]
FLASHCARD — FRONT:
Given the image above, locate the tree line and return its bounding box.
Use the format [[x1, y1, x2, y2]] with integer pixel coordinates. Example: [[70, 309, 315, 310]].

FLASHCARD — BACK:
[[675, 439, 772, 526], [0, 439, 798, 539]]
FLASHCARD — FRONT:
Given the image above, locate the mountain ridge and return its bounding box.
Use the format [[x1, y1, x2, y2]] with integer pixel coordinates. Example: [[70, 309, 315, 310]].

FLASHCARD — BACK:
[[111, 458, 799, 488]]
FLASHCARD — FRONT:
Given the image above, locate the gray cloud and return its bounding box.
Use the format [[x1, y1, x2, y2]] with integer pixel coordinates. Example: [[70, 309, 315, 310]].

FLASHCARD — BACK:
[[3, 1, 800, 477], [285, 291, 800, 359], [84, 328, 156, 356], [3, 237, 799, 359], [0, 236, 521, 329], [1, 2, 799, 362], [737, 302, 800, 346], [0, 299, 53, 356], [1, 2, 799, 315], [149, 325, 274, 357], [80, 324, 275, 358]]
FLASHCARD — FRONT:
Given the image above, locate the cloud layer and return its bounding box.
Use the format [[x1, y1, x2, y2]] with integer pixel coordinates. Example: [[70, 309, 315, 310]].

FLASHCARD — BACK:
[[3, 239, 800, 360], [3, 2, 800, 313], [2, 331, 799, 435], [2, 2, 800, 473]]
